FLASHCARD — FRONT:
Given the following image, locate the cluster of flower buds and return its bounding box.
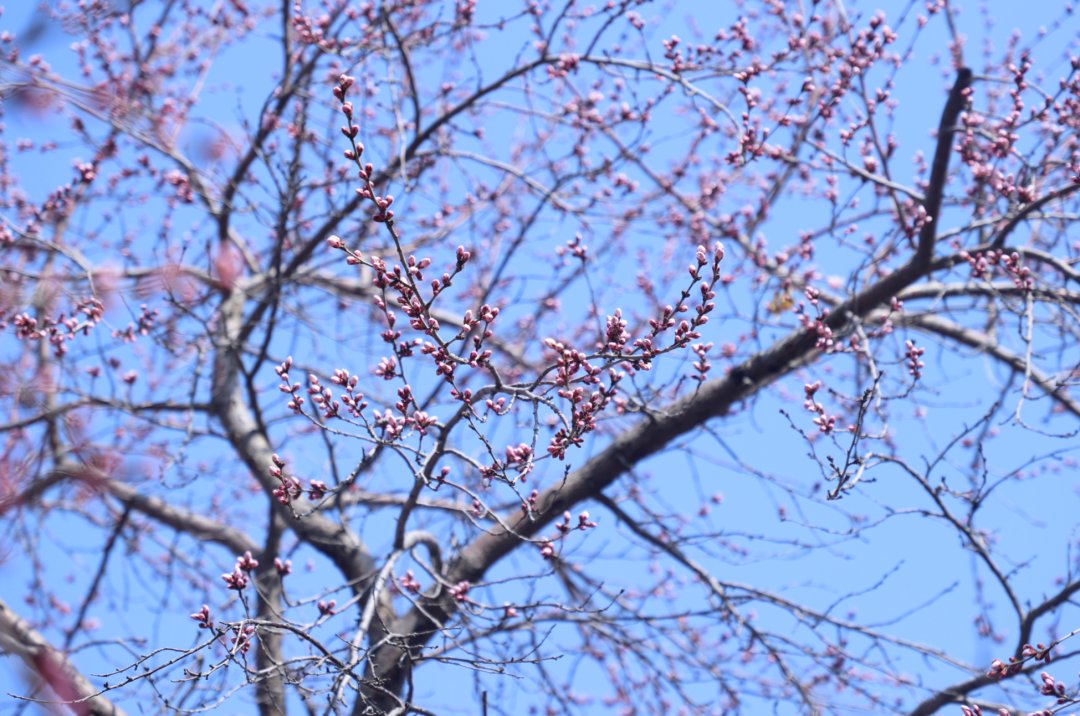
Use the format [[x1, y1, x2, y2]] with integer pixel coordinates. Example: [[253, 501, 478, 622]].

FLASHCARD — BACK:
[[536, 510, 599, 561], [230, 623, 256, 655], [189, 604, 212, 629], [803, 380, 839, 435], [269, 453, 302, 505], [275, 356, 304, 414], [449, 580, 471, 602], [958, 704, 1009, 716], [904, 339, 925, 379], [334, 74, 398, 225], [399, 570, 422, 594], [957, 249, 1034, 292], [221, 550, 260, 591]]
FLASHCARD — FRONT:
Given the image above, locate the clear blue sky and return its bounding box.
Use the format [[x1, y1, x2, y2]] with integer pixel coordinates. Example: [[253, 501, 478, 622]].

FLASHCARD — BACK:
[[1, 1, 1078, 714]]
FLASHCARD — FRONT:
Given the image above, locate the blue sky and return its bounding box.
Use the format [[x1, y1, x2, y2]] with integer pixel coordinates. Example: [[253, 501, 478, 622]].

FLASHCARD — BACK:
[[1, 1, 1079, 714]]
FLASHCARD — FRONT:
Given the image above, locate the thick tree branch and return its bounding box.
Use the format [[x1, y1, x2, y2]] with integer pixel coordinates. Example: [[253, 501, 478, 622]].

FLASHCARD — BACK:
[[254, 510, 287, 716], [0, 597, 127, 716], [211, 291, 376, 589], [917, 67, 972, 265], [357, 67, 977, 712], [101, 474, 259, 556]]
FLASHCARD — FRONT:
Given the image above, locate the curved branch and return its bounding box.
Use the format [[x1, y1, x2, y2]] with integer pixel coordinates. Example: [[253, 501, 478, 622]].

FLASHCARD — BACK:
[[898, 280, 1080, 305], [354, 67, 980, 711], [210, 291, 377, 589], [0, 597, 128, 716], [905, 313, 1080, 418], [84, 465, 259, 556]]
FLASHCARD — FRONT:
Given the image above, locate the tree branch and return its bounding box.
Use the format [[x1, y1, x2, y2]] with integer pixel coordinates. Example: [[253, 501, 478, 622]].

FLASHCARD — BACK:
[[0, 597, 127, 716], [356, 67, 978, 711]]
